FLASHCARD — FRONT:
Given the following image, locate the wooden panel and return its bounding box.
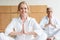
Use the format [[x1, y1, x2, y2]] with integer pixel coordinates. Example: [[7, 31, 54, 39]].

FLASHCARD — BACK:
[[0, 6, 11, 13], [0, 14, 2, 32], [10, 6, 17, 12], [0, 13, 11, 32], [30, 5, 47, 12], [10, 13, 18, 19]]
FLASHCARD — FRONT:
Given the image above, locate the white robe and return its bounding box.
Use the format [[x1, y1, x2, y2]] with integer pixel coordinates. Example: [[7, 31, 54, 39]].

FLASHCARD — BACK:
[[0, 17, 47, 40], [39, 16, 60, 40], [0, 33, 14, 40]]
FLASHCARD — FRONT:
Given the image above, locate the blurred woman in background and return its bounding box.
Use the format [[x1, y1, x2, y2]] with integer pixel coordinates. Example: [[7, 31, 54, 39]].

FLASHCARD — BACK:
[[39, 7, 60, 40]]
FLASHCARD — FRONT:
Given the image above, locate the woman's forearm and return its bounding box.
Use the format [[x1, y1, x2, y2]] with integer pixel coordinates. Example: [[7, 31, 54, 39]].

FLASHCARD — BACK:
[[25, 32, 37, 37], [9, 31, 18, 36]]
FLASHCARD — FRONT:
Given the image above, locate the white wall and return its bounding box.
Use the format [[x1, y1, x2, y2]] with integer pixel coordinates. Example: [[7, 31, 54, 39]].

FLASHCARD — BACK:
[[0, 0, 47, 5], [0, 0, 60, 19]]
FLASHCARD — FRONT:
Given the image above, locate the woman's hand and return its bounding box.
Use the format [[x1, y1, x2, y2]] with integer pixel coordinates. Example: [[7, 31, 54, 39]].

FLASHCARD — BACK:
[[9, 31, 24, 36], [50, 23, 56, 28], [25, 32, 37, 37], [44, 22, 56, 28], [47, 36, 55, 40]]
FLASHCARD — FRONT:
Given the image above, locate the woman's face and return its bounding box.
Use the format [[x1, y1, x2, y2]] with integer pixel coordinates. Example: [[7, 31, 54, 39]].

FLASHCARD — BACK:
[[19, 3, 28, 17]]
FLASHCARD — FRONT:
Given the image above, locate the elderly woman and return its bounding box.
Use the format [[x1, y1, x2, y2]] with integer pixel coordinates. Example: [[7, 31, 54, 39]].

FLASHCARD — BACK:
[[39, 7, 60, 40]]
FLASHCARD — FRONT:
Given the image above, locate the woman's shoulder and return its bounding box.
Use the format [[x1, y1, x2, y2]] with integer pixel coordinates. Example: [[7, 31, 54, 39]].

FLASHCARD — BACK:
[[29, 17, 37, 23], [43, 16, 47, 19], [40, 16, 47, 21], [29, 17, 36, 21]]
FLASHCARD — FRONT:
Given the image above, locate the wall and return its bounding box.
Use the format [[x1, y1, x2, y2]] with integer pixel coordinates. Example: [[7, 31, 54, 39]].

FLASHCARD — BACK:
[[0, 0, 60, 19]]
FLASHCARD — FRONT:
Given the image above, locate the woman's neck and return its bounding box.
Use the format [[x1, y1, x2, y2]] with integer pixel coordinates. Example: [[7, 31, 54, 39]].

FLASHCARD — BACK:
[[21, 16, 27, 23]]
